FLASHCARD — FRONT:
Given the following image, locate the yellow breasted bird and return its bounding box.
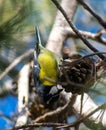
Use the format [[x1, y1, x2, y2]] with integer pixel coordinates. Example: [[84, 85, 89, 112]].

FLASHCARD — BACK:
[[33, 26, 62, 104]]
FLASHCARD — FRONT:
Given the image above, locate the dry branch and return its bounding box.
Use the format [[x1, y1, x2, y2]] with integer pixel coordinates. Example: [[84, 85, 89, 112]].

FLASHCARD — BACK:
[[9, 123, 66, 130], [51, 0, 105, 60], [46, 0, 106, 129], [10, 0, 106, 129], [33, 93, 76, 123], [65, 27, 106, 45]]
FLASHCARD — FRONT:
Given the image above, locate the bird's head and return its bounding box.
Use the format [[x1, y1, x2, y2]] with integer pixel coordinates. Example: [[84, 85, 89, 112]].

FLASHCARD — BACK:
[[36, 84, 63, 104]]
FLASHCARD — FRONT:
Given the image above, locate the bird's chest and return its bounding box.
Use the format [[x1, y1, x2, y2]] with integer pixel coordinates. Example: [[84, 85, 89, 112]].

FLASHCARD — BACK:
[[38, 54, 59, 86]]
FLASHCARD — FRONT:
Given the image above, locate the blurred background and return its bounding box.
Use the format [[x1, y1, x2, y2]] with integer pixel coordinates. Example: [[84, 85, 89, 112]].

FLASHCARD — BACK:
[[0, 0, 106, 129]]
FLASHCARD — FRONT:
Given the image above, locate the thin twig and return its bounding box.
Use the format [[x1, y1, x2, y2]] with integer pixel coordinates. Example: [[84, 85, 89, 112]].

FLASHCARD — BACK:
[[51, 0, 105, 60], [77, 0, 106, 29], [0, 49, 33, 80], [8, 122, 66, 130], [61, 52, 106, 67]]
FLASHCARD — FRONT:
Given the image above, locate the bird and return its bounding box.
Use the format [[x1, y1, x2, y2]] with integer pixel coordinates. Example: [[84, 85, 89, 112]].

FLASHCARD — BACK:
[[33, 26, 62, 104]]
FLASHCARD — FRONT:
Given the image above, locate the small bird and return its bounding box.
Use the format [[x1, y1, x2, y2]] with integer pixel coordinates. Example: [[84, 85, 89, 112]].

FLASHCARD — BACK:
[[33, 26, 62, 104]]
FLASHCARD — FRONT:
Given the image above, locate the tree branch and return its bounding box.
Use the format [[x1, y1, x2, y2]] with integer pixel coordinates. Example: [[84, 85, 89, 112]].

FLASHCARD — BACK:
[[47, 0, 78, 56], [51, 0, 105, 60], [77, 0, 106, 29], [0, 49, 33, 80], [9, 123, 66, 130], [46, 0, 106, 130], [58, 101, 106, 129]]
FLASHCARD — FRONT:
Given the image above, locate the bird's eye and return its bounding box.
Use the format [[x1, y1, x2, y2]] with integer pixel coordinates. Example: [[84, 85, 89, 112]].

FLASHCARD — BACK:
[[37, 48, 40, 54]]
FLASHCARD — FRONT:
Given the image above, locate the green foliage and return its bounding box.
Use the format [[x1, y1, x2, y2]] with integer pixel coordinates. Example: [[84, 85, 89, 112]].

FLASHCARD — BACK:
[[0, 0, 56, 45]]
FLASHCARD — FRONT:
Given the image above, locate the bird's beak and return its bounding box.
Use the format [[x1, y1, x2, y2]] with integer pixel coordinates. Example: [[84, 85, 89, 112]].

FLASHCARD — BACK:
[[35, 26, 41, 55], [35, 26, 41, 45]]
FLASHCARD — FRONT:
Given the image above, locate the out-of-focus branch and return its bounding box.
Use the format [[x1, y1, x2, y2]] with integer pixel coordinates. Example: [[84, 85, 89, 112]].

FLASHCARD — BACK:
[[77, 0, 106, 29], [0, 78, 16, 97], [0, 112, 13, 124], [15, 63, 30, 126], [0, 49, 33, 80], [50, 0, 105, 60], [47, 0, 78, 56]]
